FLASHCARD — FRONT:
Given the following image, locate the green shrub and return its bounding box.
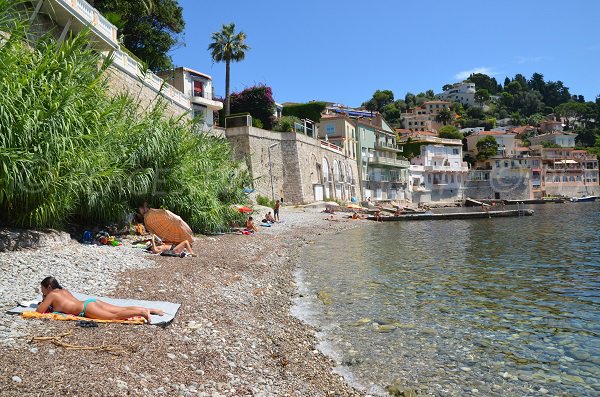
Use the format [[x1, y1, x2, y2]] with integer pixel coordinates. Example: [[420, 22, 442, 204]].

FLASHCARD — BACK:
[[251, 117, 263, 128], [256, 195, 275, 208], [273, 116, 301, 132], [282, 102, 326, 122], [0, 2, 249, 233]]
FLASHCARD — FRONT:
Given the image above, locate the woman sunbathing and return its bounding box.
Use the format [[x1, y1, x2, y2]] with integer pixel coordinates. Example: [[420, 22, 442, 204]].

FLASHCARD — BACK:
[[36, 277, 163, 323], [148, 234, 196, 256]]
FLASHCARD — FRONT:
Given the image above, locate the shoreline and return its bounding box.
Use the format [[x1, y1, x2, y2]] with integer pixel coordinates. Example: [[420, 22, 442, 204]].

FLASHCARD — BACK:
[[0, 208, 368, 396]]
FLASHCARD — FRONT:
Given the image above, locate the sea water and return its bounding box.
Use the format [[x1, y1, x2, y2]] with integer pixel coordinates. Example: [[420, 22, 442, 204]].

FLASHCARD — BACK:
[[293, 203, 600, 396]]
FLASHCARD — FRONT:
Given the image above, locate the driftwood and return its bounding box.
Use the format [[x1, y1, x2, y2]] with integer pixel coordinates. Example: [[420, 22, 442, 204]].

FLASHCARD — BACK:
[[30, 330, 130, 355]]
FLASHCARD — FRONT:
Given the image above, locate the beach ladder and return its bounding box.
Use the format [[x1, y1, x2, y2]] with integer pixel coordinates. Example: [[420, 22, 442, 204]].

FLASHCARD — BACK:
[[517, 202, 525, 217]]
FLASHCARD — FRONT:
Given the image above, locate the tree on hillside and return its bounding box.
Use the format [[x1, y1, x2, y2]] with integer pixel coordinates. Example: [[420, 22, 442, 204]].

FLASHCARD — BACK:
[[467, 73, 500, 94], [476, 136, 498, 161], [528, 72, 545, 92], [513, 90, 544, 116], [405, 93, 416, 108], [474, 89, 490, 106], [91, 0, 185, 71], [362, 90, 394, 112], [435, 107, 453, 125], [438, 125, 463, 140], [506, 81, 522, 95], [381, 103, 401, 127], [442, 84, 454, 91], [208, 23, 250, 116], [542, 80, 571, 108], [514, 74, 529, 91]]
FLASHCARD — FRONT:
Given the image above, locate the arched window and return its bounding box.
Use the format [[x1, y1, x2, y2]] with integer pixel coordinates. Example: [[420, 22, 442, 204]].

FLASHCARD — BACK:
[[569, 176, 575, 182], [563, 175, 568, 182], [322, 158, 330, 182], [333, 160, 340, 182], [576, 175, 582, 181], [428, 174, 432, 183], [347, 165, 353, 183]]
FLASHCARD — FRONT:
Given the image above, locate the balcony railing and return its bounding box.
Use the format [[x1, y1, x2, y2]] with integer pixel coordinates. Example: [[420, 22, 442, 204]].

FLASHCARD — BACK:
[[110, 50, 191, 110], [375, 142, 403, 152], [369, 155, 410, 167], [47, 0, 118, 47], [192, 88, 215, 100], [320, 140, 343, 155], [424, 162, 469, 172]]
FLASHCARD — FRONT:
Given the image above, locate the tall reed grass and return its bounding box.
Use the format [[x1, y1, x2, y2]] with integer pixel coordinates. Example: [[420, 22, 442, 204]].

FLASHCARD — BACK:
[[0, 0, 249, 232]]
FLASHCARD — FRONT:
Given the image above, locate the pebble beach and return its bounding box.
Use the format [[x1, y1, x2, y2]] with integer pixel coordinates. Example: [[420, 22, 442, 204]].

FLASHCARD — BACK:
[[0, 207, 366, 396]]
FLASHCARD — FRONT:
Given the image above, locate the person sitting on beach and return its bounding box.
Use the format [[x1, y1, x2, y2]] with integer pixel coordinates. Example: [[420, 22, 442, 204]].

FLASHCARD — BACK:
[[374, 210, 383, 222], [148, 234, 196, 256], [36, 277, 163, 324], [394, 207, 405, 216], [263, 212, 276, 223], [245, 216, 258, 232], [351, 211, 360, 220]]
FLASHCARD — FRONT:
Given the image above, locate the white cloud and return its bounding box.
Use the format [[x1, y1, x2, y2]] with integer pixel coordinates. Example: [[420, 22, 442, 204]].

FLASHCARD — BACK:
[[453, 67, 496, 80]]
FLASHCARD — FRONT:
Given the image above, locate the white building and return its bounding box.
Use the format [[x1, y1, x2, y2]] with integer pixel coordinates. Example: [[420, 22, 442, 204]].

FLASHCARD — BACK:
[[466, 131, 517, 158], [159, 67, 223, 129], [438, 82, 476, 107], [529, 132, 576, 148], [400, 137, 469, 204]]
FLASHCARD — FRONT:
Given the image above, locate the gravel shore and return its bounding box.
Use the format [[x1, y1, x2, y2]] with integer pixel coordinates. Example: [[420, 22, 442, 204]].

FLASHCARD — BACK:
[[0, 207, 369, 396]]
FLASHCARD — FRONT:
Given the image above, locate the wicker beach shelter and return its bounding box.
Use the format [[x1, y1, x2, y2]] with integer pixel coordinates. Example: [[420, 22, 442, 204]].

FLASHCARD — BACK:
[[143, 209, 193, 244]]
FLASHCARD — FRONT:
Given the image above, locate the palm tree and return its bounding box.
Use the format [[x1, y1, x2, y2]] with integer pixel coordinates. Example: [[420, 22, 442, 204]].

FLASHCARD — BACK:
[[208, 23, 250, 117]]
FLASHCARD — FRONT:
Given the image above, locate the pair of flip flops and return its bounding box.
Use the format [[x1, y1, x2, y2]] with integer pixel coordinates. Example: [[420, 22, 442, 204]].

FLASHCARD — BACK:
[[76, 320, 98, 328]]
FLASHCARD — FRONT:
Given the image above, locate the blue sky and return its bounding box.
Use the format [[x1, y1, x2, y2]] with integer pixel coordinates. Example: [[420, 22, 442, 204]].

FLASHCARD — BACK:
[[171, 0, 600, 107]]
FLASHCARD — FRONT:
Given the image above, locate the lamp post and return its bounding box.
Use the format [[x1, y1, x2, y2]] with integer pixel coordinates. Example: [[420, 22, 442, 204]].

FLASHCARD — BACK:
[[268, 142, 279, 201]]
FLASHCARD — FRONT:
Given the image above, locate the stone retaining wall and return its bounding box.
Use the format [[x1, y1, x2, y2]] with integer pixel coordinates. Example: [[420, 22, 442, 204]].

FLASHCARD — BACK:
[[226, 126, 360, 204]]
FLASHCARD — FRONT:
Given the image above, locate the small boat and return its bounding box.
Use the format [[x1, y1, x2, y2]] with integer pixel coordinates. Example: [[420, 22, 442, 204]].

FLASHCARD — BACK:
[[465, 198, 490, 207], [570, 195, 598, 203]]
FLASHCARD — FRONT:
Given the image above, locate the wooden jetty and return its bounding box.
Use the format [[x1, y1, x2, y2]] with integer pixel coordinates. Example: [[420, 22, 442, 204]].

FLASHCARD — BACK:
[[367, 209, 535, 221]]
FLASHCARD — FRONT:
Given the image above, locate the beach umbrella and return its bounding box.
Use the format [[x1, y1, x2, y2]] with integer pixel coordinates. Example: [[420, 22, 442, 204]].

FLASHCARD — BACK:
[[143, 209, 193, 244]]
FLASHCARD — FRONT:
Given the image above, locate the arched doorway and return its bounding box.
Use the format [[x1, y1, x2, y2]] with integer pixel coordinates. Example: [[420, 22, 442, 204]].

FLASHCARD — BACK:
[[322, 157, 330, 199]]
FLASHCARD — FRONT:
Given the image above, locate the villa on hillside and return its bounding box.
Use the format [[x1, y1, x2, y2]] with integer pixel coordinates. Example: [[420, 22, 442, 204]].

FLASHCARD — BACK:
[[158, 67, 223, 130], [466, 131, 517, 158], [437, 82, 477, 107], [529, 132, 577, 148], [401, 100, 451, 133]]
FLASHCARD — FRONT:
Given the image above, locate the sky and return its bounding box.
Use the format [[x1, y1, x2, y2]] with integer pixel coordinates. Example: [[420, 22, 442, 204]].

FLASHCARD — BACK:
[[170, 0, 600, 107]]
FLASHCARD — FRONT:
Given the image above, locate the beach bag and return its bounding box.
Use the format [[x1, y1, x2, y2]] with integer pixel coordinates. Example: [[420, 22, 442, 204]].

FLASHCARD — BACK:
[[82, 231, 92, 244]]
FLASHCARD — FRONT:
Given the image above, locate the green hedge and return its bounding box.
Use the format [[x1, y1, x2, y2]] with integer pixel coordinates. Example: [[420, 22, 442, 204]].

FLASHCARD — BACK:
[[282, 102, 327, 123]]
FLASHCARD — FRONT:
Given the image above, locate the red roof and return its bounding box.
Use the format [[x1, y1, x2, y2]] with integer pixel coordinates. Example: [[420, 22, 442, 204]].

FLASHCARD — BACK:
[[472, 131, 514, 136]]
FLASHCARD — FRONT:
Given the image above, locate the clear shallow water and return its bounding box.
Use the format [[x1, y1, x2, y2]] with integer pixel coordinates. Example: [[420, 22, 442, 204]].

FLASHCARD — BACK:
[[293, 203, 600, 396]]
